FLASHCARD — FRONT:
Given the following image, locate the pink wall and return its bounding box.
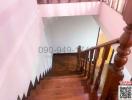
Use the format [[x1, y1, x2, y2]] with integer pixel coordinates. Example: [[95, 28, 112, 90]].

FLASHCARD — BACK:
[[95, 3, 132, 77], [0, 1, 100, 99], [0, 0, 52, 100], [38, 2, 100, 17], [94, 2, 126, 39]]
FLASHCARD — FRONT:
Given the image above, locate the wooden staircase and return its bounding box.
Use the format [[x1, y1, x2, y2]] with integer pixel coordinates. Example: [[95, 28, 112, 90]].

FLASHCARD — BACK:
[[27, 54, 91, 100], [26, 23, 132, 100], [26, 9, 132, 99], [28, 75, 89, 100], [17, 3, 132, 99]]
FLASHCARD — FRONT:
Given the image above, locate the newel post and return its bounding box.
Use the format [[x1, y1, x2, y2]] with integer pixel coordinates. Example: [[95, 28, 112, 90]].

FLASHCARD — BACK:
[[101, 0, 132, 99], [76, 45, 81, 72]]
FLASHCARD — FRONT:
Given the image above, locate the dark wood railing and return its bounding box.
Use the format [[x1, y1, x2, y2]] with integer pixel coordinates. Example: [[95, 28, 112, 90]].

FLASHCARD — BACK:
[[103, 0, 127, 14], [76, 0, 132, 99], [37, 0, 100, 4], [76, 38, 120, 99]]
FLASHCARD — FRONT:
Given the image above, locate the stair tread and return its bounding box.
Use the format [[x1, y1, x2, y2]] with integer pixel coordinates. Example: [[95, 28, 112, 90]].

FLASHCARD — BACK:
[[39, 82, 83, 89], [31, 87, 85, 96], [41, 78, 83, 84], [38, 76, 86, 90], [44, 75, 82, 80], [30, 91, 85, 98], [36, 84, 84, 90], [29, 94, 89, 100]]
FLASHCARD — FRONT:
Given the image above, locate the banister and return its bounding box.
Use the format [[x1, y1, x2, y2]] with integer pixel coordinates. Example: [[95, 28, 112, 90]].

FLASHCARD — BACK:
[[84, 38, 120, 52], [76, 33, 131, 100], [76, 1, 132, 100]]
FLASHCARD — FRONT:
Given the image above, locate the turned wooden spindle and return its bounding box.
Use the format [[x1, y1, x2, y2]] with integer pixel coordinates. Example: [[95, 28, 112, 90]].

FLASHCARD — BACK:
[[76, 46, 81, 72], [109, 49, 114, 64], [81, 52, 85, 73], [87, 49, 94, 80], [17, 96, 21, 100], [90, 48, 100, 85], [80, 52, 84, 73], [90, 45, 111, 100], [94, 46, 110, 89], [80, 53, 83, 73], [82, 51, 86, 74], [101, 1, 132, 99], [80, 59, 83, 73], [84, 50, 89, 76]]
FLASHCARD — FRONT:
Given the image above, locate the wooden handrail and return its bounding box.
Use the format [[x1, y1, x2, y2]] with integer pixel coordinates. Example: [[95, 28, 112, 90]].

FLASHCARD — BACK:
[[76, 29, 132, 100], [76, 1, 132, 100], [76, 40, 115, 99], [84, 38, 119, 52]]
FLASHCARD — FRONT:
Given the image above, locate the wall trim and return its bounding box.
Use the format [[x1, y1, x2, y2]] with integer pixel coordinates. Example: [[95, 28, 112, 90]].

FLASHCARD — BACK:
[[96, 27, 100, 46], [17, 67, 52, 100]]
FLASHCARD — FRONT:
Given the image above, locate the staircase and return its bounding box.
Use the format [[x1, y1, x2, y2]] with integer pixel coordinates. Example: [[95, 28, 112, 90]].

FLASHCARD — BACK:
[[26, 22, 132, 100], [28, 75, 89, 100], [28, 54, 90, 100], [26, 35, 132, 100]]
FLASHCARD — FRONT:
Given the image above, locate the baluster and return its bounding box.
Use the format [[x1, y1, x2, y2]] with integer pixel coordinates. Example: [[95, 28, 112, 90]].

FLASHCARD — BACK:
[[87, 49, 94, 80], [130, 78, 132, 86], [80, 52, 84, 73], [17, 96, 21, 100], [79, 52, 82, 73], [84, 50, 89, 76], [76, 46, 81, 72], [47, 0, 50, 3], [82, 52, 85, 73], [46, 0, 48, 4], [90, 45, 111, 99], [90, 48, 100, 85], [80, 59, 82, 73], [58, 0, 60, 3], [109, 49, 115, 64], [80, 53, 84, 73], [80, 52, 85, 73], [82, 52, 85, 74]]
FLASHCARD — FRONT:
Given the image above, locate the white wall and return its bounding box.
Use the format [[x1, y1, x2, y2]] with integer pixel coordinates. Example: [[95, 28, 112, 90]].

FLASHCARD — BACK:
[[44, 16, 99, 53], [0, 0, 52, 100]]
